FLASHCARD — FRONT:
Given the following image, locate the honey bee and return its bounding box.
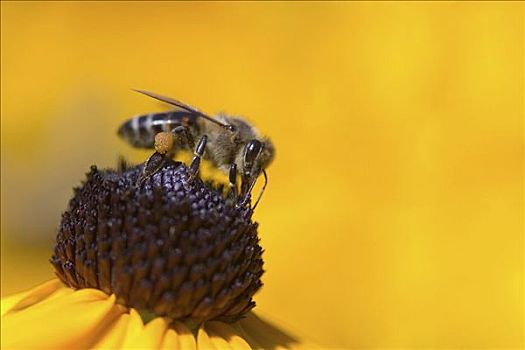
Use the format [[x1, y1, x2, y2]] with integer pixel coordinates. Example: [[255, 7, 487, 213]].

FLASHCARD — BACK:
[[118, 90, 274, 209]]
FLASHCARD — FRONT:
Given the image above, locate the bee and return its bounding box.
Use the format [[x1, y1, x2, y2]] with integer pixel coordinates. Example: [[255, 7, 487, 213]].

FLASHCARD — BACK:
[[118, 90, 274, 209]]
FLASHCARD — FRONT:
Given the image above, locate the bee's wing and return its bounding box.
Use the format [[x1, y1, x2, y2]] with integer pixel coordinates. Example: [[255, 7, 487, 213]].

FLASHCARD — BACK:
[[134, 89, 234, 131], [134, 89, 202, 114]]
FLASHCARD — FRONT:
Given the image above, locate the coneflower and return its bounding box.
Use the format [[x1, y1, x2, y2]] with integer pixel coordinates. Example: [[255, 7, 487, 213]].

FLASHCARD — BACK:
[[1, 160, 308, 349]]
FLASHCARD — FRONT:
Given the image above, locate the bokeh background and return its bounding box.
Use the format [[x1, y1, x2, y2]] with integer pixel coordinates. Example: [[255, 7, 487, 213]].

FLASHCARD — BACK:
[[1, 2, 523, 348]]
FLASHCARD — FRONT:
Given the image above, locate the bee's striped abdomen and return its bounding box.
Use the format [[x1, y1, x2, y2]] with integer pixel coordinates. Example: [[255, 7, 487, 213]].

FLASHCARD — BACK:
[[118, 111, 197, 148]]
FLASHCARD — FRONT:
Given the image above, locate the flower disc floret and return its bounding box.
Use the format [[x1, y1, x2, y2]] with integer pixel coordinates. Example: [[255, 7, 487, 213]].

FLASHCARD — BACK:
[[50, 160, 264, 323]]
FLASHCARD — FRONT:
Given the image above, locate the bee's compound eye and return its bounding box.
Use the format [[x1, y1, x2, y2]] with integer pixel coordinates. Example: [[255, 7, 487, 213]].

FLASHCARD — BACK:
[[244, 140, 262, 164]]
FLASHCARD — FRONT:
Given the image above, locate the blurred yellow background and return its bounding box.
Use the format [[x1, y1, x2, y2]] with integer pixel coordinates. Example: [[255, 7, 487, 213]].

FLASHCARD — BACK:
[[1, 2, 523, 348]]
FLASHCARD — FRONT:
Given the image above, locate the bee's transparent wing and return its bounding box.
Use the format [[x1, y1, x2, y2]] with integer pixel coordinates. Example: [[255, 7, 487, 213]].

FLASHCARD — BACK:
[[134, 89, 202, 114], [134, 89, 234, 131]]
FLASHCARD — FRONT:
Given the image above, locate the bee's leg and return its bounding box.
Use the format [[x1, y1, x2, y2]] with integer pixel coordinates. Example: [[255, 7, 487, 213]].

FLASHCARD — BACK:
[[137, 131, 175, 185], [188, 135, 207, 182], [137, 151, 166, 186], [238, 173, 250, 207], [240, 175, 248, 197], [239, 185, 251, 208], [171, 125, 195, 150], [238, 170, 268, 209], [228, 163, 238, 199]]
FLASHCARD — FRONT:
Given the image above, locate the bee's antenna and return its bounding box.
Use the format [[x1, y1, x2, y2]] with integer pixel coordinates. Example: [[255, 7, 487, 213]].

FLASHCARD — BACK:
[[133, 89, 235, 132]]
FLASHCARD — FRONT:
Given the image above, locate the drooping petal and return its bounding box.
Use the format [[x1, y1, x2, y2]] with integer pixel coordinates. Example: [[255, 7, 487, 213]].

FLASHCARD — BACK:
[[172, 321, 197, 350], [2, 282, 312, 350], [160, 328, 180, 350], [92, 312, 131, 349], [205, 322, 251, 350], [119, 309, 168, 349], [1, 288, 124, 349], [1, 279, 63, 316], [209, 335, 231, 350], [237, 312, 309, 350], [229, 322, 263, 349], [196, 327, 217, 350], [201, 325, 242, 349]]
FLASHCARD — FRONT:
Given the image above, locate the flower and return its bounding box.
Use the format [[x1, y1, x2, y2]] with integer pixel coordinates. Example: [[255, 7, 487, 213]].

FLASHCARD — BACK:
[[50, 161, 263, 323], [1, 279, 306, 349], [1, 160, 311, 349]]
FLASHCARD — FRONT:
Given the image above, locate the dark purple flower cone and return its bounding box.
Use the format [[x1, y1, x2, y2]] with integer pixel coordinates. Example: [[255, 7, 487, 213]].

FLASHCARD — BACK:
[[50, 160, 264, 323]]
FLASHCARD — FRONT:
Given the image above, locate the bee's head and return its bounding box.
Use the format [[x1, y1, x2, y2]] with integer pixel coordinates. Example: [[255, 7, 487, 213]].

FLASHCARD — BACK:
[[237, 137, 274, 208], [241, 138, 274, 181]]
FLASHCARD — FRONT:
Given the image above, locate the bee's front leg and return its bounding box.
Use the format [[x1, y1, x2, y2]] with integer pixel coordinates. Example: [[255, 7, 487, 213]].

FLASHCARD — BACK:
[[228, 163, 238, 199], [238, 173, 252, 207], [137, 132, 174, 185], [188, 135, 207, 182], [238, 169, 268, 210], [137, 151, 167, 186]]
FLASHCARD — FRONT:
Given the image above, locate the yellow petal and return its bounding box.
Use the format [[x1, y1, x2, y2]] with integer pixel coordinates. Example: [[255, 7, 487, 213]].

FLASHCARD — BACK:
[[1, 289, 124, 349], [202, 324, 232, 350], [92, 312, 131, 349], [1, 279, 62, 316], [160, 328, 180, 350], [238, 312, 305, 350], [197, 327, 218, 350], [209, 336, 231, 350], [2, 282, 311, 350], [120, 309, 168, 349], [172, 321, 197, 350], [205, 322, 251, 350], [229, 322, 262, 350], [1, 291, 31, 317]]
